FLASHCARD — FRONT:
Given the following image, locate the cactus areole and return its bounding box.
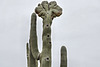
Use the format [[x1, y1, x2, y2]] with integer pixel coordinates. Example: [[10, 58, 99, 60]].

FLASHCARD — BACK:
[[26, 1, 67, 67]]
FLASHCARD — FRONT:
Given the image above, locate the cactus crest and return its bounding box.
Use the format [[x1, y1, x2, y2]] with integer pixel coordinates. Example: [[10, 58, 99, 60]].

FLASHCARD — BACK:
[[35, 1, 62, 19], [26, 1, 67, 67]]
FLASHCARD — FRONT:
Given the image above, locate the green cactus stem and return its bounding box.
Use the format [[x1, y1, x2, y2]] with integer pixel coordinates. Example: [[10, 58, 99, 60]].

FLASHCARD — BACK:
[[28, 13, 39, 67], [35, 1, 62, 67], [60, 46, 67, 67], [26, 43, 29, 67], [29, 13, 39, 59]]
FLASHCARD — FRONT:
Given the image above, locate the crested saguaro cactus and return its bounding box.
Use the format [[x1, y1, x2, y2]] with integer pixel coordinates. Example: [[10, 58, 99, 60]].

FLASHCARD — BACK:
[[26, 1, 67, 67]]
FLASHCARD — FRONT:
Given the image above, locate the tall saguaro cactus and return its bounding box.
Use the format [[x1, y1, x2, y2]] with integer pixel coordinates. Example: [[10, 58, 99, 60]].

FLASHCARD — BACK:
[[26, 1, 67, 67]]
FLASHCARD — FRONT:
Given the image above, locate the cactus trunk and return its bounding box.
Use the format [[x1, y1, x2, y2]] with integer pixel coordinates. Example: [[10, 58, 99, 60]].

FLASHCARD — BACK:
[[40, 11, 52, 67]]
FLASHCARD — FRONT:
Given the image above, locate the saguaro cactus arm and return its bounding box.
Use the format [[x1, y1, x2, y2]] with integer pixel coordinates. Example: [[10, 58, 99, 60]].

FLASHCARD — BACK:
[[29, 13, 39, 59], [60, 46, 67, 67], [26, 43, 29, 67], [27, 13, 39, 67]]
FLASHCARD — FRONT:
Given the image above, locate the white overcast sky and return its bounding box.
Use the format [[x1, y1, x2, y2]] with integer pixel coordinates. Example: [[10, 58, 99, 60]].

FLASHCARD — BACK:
[[0, 0, 100, 67]]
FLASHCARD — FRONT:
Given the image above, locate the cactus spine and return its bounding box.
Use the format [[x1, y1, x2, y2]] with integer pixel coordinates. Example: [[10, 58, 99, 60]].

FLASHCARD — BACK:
[[26, 1, 67, 67]]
